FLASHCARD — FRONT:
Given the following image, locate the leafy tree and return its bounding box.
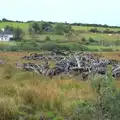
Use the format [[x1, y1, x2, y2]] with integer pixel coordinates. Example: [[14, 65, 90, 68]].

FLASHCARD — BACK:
[[54, 23, 65, 34], [31, 22, 41, 33], [54, 23, 71, 35], [4, 25, 14, 31], [2, 18, 14, 22], [40, 21, 52, 30], [13, 27, 24, 41], [2, 18, 9, 22], [64, 24, 72, 33]]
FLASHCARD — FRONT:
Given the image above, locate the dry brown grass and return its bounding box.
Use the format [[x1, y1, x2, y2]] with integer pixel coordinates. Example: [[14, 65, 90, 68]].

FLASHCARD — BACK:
[[0, 51, 120, 119], [0, 78, 93, 119], [96, 52, 120, 61], [0, 51, 94, 119]]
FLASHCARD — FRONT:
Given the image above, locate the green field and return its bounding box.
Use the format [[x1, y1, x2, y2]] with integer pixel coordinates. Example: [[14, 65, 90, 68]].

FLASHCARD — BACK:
[[0, 22, 120, 42], [72, 25, 120, 32], [0, 22, 120, 52], [0, 22, 29, 33], [0, 22, 120, 33]]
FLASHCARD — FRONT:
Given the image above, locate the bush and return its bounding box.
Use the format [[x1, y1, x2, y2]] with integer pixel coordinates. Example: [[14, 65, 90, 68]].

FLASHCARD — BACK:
[[69, 101, 96, 120], [81, 37, 89, 45], [89, 37, 96, 43], [91, 74, 120, 120], [81, 37, 87, 42], [44, 36, 51, 41], [70, 74, 120, 120], [89, 28, 101, 33]]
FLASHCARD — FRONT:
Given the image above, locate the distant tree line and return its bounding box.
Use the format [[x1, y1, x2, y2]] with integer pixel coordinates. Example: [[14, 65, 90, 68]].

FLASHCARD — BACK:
[[89, 28, 120, 34], [0, 18, 24, 23], [70, 23, 120, 28], [1, 18, 120, 29]]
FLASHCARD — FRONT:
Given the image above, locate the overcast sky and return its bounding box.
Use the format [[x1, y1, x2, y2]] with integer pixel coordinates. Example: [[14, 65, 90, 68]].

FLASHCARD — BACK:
[[0, 0, 119, 26]]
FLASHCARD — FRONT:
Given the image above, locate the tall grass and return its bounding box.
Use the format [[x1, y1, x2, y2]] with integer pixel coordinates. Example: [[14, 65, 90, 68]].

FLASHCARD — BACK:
[[0, 78, 92, 119], [0, 52, 120, 119], [0, 60, 92, 119]]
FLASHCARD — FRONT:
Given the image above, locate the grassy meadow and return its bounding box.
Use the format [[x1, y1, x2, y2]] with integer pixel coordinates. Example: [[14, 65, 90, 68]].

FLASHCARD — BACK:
[[0, 52, 93, 119], [0, 50, 120, 119], [72, 25, 120, 32], [1, 22, 120, 42], [0, 21, 120, 119], [0, 22, 120, 32], [0, 22, 29, 33]]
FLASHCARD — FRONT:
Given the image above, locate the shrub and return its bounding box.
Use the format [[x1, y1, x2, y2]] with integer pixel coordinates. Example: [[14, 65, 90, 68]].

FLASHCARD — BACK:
[[69, 101, 96, 120], [91, 74, 120, 120], [44, 36, 51, 41], [81, 37, 89, 45], [89, 28, 101, 33], [70, 74, 120, 120], [89, 37, 96, 43], [81, 37, 86, 42]]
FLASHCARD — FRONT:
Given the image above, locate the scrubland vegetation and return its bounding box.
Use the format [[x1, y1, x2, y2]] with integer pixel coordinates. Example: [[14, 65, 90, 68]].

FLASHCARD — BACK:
[[0, 52, 119, 119], [1, 18, 120, 119], [1, 19, 120, 52]]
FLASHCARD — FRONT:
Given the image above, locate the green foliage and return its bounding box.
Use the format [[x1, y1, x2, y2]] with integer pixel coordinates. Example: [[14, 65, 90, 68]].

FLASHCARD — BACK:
[[54, 23, 72, 35], [40, 42, 60, 51], [54, 23, 65, 35], [89, 37, 97, 43], [64, 24, 72, 33], [31, 22, 41, 33], [44, 36, 51, 41], [18, 41, 41, 51], [41, 21, 52, 30], [89, 28, 100, 33], [91, 74, 120, 120], [81, 37, 87, 42], [30, 21, 52, 34], [4, 25, 14, 31], [100, 48, 113, 52], [69, 101, 96, 120], [13, 27, 24, 41], [70, 74, 120, 120]]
